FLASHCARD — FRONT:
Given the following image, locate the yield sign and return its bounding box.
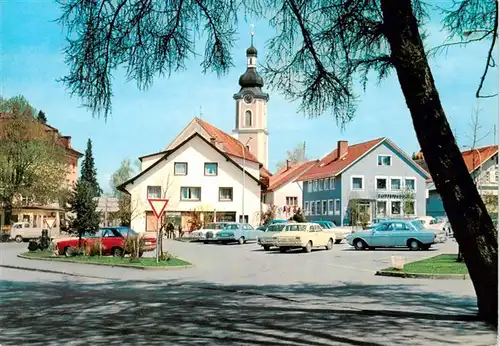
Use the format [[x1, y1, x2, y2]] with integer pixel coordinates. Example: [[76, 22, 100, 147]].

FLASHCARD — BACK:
[[148, 199, 169, 219], [44, 218, 56, 228]]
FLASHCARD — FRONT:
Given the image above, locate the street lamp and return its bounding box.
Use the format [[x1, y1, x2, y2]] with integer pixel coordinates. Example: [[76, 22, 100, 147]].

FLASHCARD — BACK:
[[237, 137, 252, 223]]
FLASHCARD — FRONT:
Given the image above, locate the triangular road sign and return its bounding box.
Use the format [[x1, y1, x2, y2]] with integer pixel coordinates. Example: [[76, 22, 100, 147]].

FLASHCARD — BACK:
[[44, 218, 56, 228], [148, 199, 169, 219]]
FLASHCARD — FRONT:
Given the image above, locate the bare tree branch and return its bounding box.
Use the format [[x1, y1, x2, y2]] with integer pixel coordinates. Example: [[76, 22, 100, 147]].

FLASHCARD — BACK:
[[438, 0, 498, 98]]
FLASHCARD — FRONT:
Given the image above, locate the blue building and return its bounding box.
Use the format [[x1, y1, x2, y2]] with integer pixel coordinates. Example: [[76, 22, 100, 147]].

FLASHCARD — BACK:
[[297, 138, 430, 226]]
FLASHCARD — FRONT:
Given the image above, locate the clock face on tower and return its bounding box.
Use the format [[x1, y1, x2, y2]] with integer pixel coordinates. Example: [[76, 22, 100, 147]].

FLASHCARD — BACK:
[[243, 93, 254, 104]]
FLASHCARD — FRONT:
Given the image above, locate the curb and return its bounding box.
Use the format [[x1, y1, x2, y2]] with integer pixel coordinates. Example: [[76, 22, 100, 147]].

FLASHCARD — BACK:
[[17, 254, 194, 271], [375, 270, 470, 280]]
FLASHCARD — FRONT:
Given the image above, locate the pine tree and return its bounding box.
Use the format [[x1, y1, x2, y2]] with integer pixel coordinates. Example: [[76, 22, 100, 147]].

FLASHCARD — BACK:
[[80, 138, 101, 197], [37, 110, 47, 124], [67, 180, 101, 247]]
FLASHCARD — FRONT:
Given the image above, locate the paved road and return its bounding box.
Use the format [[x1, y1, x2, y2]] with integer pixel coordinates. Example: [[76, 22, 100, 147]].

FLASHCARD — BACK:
[[0, 239, 496, 345]]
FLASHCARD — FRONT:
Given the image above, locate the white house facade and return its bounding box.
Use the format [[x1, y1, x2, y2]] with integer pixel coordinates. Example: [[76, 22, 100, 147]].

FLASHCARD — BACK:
[[119, 133, 262, 232]]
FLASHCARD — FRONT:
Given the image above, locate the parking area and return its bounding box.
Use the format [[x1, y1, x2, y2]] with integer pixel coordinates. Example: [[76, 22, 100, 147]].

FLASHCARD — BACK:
[[0, 239, 496, 345]]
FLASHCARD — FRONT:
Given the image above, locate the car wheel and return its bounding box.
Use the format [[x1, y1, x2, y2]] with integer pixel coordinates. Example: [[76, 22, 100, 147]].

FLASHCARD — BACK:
[[238, 237, 245, 245], [64, 246, 74, 257], [263, 245, 271, 251], [408, 239, 421, 251], [334, 239, 342, 244], [203, 240, 209, 244], [303, 241, 313, 253], [354, 239, 366, 250], [15, 235, 23, 243], [113, 247, 124, 257], [326, 238, 333, 250], [279, 247, 288, 253]]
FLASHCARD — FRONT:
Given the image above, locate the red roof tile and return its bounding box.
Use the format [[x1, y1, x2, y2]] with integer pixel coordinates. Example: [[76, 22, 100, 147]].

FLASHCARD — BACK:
[[195, 118, 261, 164], [267, 160, 318, 191], [297, 138, 385, 181], [461, 145, 498, 173], [415, 145, 498, 175]]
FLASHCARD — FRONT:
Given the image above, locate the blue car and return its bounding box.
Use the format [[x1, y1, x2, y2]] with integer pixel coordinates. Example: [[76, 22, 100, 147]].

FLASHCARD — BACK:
[[312, 220, 336, 229], [346, 220, 438, 251], [215, 222, 264, 245]]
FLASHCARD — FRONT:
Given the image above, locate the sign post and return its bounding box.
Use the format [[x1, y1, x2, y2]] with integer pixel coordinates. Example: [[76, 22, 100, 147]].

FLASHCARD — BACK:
[[148, 198, 169, 263], [44, 217, 57, 238]]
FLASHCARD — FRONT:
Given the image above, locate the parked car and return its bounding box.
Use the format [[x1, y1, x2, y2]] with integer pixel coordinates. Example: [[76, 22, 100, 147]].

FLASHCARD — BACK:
[[191, 222, 227, 241], [55, 228, 157, 257], [312, 220, 351, 244], [9, 222, 53, 243], [273, 223, 336, 253], [346, 220, 440, 251], [203, 222, 230, 244], [257, 222, 290, 250], [215, 222, 263, 244]]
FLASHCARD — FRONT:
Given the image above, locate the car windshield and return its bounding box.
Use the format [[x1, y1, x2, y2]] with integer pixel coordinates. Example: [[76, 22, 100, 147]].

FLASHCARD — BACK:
[[268, 224, 286, 232], [224, 224, 239, 230], [410, 220, 425, 230], [285, 224, 308, 232], [116, 228, 137, 236], [205, 223, 226, 229]]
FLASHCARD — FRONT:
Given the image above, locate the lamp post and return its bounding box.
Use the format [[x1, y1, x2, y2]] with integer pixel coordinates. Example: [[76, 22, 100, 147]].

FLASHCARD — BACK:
[[237, 137, 252, 223]]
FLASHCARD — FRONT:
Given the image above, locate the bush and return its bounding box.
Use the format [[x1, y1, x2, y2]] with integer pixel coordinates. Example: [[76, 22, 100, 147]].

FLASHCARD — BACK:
[[159, 252, 172, 262], [28, 240, 39, 252], [84, 240, 103, 256], [124, 236, 145, 260]]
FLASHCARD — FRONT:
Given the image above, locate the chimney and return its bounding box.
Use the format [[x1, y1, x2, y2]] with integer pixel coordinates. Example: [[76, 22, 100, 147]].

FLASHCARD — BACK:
[[210, 137, 217, 145], [337, 141, 348, 159], [286, 159, 291, 171]]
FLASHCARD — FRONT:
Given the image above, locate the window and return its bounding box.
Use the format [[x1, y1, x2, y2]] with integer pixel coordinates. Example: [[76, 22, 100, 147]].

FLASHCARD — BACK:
[[391, 201, 401, 215], [376, 200, 387, 216], [286, 196, 298, 206], [351, 176, 364, 190], [318, 179, 323, 191], [377, 155, 392, 166], [403, 200, 416, 215], [311, 201, 316, 215], [204, 162, 218, 176], [316, 201, 321, 215], [390, 178, 402, 190], [245, 110, 252, 127], [323, 179, 329, 191], [404, 178, 416, 191], [328, 200, 334, 215], [174, 162, 188, 176], [313, 180, 318, 191], [334, 199, 340, 215], [322, 200, 327, 215], [304, 202, 309, 215], [495, 167, 499, 182], [376, 177, 387, 190], [307, 181, 312, 193], [219, 187, 233, 201], [180, 187, 201, 201], [147, 186, 161, 199], [329, 177, 335, 189]]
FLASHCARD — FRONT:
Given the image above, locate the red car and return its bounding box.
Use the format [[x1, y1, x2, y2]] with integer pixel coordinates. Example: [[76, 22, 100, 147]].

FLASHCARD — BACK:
[[55, 228, 157, 257]]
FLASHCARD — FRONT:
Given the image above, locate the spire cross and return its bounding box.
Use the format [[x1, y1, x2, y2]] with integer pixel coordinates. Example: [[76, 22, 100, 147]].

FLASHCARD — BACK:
[[250, 24, 254, 46]]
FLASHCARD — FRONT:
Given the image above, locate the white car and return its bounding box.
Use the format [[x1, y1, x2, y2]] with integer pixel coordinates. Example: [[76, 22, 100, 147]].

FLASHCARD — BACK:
[[257, 222, 290, 250], [191, 222, 228, 243]]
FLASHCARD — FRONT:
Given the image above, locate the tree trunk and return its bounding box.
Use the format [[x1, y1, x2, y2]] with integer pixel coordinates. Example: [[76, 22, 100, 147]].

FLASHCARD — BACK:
[[3, 198, 13, 227], [380, 0, 498, 325]]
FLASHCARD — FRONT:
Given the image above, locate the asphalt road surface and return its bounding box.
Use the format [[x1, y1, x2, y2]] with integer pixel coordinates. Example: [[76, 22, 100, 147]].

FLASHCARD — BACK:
[[0, 239, 496, 345]]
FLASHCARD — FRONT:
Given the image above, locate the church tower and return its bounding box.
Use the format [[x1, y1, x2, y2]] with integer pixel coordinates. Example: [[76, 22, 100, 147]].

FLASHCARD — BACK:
[[233, 27, 269, 169]]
